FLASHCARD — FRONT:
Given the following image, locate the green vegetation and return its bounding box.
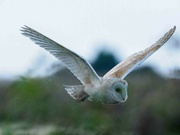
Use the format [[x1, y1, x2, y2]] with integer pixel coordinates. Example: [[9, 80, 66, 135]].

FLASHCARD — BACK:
[[0, 67, 179, 135], [0, 51, 179, 135]]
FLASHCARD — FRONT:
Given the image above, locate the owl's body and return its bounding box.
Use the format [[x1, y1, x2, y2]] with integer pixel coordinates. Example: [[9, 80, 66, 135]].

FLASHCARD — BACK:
[[21, 26, 176, 104], [65, 78, 127, 104]]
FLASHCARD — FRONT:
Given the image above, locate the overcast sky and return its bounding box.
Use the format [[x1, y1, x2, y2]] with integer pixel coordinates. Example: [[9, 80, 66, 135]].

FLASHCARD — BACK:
[[0, 0, 180, 78]]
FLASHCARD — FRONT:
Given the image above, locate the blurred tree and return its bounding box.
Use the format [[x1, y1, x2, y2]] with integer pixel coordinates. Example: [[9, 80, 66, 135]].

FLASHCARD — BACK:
[[91, 49, 120, 75]]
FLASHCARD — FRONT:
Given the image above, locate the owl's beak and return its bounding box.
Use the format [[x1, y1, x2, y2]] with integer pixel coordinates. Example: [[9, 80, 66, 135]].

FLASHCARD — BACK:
[[120, 94, 125, 101], [121, 93, 128, 103]]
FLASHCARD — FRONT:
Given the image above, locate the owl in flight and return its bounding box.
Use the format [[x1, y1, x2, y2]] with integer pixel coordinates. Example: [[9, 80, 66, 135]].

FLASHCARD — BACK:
[[21, 26, 176, 104]]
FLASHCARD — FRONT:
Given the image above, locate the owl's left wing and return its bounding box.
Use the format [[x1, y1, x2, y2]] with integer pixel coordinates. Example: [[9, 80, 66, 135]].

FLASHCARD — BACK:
[[21, 26, 100, 85], [103, 26, 176, 79]]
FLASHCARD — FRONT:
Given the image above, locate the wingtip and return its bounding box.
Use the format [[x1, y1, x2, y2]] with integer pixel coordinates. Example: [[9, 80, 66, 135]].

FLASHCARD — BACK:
[[20, 25, 34, 36], [20, 25, 27, 32], [172, 26, 176, 32], [20, 25, 31, 31], [163, 26, 176, 39], [167, 26, 176, 39]]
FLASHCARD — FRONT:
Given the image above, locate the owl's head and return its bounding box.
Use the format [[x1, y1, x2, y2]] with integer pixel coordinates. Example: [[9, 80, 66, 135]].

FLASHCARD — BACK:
[[110, 79, 128, 103]]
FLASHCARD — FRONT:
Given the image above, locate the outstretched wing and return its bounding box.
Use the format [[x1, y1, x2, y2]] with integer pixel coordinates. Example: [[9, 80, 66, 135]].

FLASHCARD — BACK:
[[21, 26, 100, 85], [103, 26, 176, 79]]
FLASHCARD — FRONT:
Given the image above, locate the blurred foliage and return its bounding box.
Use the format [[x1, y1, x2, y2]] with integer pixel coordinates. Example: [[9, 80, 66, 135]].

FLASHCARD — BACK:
[[0, 50, 180, 135], [91, 50, 119, 75]]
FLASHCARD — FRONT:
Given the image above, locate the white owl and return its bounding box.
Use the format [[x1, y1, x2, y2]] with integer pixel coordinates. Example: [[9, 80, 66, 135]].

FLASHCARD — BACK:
[[21, 26, 176, 104]]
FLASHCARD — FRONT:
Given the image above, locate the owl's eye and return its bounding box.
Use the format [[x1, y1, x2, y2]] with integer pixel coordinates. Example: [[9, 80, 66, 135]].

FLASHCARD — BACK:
[[115, 88, 122, 94]]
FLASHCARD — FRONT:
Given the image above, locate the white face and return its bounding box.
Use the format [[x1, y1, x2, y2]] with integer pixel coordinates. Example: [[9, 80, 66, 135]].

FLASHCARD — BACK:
[[111, 80, 128, 103]]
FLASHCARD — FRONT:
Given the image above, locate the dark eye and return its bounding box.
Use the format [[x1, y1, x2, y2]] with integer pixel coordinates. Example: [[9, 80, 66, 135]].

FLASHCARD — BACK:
[[115, 88, 122, 94]]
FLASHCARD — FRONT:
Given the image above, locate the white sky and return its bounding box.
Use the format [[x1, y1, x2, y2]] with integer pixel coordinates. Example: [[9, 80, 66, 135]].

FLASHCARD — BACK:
[[0, 0, 180, 78]]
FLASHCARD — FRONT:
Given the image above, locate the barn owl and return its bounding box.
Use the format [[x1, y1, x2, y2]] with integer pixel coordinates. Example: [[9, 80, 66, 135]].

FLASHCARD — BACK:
[[21, 26, 176, 104]]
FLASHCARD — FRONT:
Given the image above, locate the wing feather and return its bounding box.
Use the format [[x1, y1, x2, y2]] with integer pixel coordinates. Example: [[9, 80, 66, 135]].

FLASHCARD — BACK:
[[21, 26, 100, 85], [103, 26, 176, 79]]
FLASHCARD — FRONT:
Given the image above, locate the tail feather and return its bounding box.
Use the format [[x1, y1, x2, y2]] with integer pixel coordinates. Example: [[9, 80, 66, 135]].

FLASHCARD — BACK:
[[64, 85, 89, 102]]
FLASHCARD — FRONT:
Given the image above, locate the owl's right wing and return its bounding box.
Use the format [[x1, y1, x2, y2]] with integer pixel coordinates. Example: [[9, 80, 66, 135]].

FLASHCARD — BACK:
[[21, 26, 100, 85], [103, 26, 176, 79]]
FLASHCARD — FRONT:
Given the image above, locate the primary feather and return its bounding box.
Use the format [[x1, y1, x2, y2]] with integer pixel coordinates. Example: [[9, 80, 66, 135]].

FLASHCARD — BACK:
[[21, 26, 100, 85]]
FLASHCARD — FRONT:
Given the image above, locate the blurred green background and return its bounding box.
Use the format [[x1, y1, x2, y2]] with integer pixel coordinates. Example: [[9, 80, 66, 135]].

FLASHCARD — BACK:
[[0, 50, 179, 135]]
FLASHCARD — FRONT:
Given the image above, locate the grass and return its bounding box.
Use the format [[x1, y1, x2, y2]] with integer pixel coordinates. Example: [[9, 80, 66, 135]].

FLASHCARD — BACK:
[[0, 123, 122, 135]]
